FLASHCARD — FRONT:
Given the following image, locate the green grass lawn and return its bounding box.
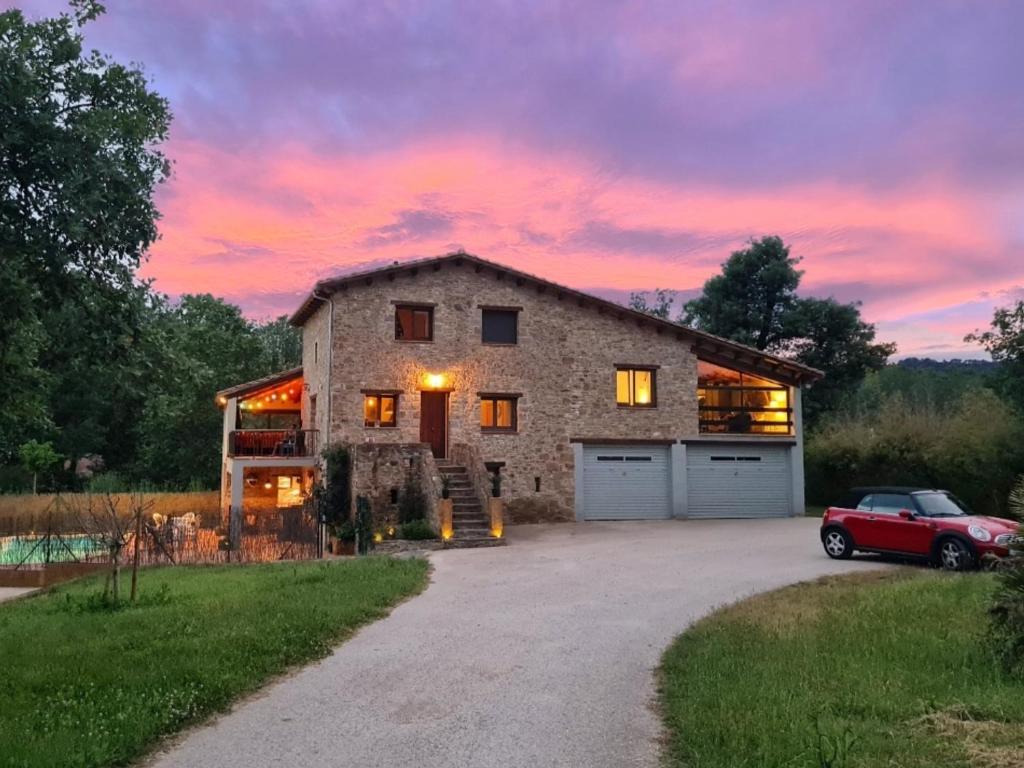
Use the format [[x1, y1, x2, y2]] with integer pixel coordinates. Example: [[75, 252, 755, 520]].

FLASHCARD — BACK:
[[0, 557, 429, 768], [659, 571, 1024, 768]]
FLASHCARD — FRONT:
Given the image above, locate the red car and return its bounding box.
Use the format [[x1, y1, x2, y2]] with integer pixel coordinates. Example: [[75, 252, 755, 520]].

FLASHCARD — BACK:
[[821, 487, 1018, 571]]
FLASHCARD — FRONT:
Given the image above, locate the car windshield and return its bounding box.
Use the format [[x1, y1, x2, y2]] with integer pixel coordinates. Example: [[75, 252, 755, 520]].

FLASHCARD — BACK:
[[913, 492, 970, 518]]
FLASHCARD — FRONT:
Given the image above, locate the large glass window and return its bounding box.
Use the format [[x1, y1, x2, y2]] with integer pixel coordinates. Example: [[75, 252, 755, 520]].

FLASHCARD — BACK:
[[697, 360, 791, 434], [395, 305, 433, 341], [480, 396, 517, 431], [364, 393, 397, 427], [616, 367, 656, 407]]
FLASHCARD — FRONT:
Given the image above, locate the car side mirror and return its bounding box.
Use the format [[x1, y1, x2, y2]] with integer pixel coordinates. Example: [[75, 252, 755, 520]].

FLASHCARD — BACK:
[[898, 509, 915, 520]]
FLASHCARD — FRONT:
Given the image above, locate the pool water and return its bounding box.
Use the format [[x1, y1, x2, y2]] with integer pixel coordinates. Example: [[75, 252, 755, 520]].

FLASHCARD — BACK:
[[0, 535, 107, 566]]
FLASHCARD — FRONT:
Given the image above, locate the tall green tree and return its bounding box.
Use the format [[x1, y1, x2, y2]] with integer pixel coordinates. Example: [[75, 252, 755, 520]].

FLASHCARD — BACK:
[[681, 236, 802, 349], [135, 296, 301, 488], [0, 0, 171, 457], [778, 297, 895, 424], [645, 236, 895, 425], [966, 300, 1024, 411]]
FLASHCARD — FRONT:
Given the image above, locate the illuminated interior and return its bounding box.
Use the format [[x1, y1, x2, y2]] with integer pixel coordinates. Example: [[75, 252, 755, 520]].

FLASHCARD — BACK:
[[364, 394, 397, 427], [697, 361, 791, 434], [237, 376, 302, 429], [480, 397, 515, 429], [616, 368, 655, 407]]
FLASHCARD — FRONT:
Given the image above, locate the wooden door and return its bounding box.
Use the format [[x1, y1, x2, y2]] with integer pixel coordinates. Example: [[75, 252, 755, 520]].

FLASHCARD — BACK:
[[420, 392, 448, 458]]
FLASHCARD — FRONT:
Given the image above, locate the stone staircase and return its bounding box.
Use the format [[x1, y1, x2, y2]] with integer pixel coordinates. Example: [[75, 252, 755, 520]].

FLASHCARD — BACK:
[[437, 463, 506, 548]]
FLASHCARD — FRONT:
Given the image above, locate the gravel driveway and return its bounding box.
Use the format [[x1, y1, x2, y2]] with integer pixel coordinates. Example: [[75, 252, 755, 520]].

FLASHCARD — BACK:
[[148, 518, 883, 768]]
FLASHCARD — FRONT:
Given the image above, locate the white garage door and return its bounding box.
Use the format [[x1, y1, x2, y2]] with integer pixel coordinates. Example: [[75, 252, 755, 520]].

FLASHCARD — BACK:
[[581, 445, 672, 520], [686, 443, 792, 518]]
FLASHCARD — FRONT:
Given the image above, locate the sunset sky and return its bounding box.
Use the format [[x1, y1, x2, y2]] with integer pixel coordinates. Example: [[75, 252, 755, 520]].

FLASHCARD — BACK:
[[19, 1, 1024, 358]]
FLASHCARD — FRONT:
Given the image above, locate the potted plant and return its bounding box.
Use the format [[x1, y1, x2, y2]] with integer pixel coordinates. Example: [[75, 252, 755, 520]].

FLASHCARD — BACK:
[[437, 479, 454, 541], [488, 473, 503, 538], [333, 521, 356, 556]]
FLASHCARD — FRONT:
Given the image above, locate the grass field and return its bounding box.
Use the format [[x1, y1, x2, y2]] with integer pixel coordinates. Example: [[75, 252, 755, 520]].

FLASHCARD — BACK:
[[659, 570, 1024, 768], [0, 557, 429, 768]]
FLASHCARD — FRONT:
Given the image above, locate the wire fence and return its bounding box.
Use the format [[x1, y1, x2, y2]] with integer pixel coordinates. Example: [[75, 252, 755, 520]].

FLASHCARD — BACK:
[[0, 495, 321, 570]]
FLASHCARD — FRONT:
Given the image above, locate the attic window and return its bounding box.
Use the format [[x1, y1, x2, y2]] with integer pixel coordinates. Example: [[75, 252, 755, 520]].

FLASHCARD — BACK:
[[481, 308, 519, 344], [395, 305, 433, 342]]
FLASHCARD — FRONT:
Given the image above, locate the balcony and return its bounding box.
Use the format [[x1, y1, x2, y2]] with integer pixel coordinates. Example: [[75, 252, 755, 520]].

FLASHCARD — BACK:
[[228, 429, 319, 458]]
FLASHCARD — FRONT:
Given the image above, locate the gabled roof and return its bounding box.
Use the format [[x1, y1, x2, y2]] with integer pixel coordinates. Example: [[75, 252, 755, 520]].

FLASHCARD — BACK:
[[215, 366, 303, 406], [289, 252, 823, 386]]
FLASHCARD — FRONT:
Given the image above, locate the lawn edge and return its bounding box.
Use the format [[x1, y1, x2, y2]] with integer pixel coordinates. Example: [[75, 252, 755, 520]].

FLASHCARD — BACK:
[[123, 555, 434, 767]]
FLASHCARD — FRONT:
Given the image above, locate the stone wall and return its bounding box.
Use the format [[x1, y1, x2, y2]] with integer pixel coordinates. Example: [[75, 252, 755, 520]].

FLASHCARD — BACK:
[[350, 443, 440, 533], [303, 259, 699, 522]]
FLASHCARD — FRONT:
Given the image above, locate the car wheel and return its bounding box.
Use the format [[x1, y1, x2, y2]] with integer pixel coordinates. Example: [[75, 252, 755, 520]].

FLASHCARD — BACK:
[[937, 537, 974, 572], [822, 528, 853, 560]]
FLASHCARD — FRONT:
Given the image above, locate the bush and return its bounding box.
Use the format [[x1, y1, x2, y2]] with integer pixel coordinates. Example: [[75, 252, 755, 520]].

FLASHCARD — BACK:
[[319, 444, 351, 527], [991, 478, 1024, 676], [398, 471, 427, 524], [397, 519, 436, 540], [806, 388, 1024, 516]]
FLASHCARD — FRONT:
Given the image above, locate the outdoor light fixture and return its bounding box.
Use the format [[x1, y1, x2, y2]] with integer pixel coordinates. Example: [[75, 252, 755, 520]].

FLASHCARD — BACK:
[[424, 372, 446, 390]]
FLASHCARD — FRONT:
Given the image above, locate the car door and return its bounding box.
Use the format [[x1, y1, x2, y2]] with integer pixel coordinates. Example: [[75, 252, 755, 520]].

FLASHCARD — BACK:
[[869, 493, 932, 554], [842, 494, 883, 548]]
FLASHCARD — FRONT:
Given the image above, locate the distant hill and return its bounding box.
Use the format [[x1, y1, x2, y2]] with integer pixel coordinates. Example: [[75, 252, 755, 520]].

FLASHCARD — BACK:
[[895, 357, 997, 373]]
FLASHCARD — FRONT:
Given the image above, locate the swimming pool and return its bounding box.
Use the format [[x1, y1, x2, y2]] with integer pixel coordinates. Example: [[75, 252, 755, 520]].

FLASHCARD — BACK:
[[0, 535, 106, 566]]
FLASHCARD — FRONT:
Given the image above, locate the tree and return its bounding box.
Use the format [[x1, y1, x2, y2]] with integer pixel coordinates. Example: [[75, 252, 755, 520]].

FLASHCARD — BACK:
[[17, 440, 60, 494], [672, 236, 894, 426], [682, 236, 802, 349], [779, 298, 896, 424], [628, 289, 677, 320], [0, 1, 171, 457], [253, 316, 303, 373], [136, 295, 266, 487], [966, 300, 1024, 410]]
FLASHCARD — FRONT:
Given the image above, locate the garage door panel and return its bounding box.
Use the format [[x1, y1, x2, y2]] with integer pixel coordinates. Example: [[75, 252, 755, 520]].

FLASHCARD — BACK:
[[686, 444, 791, 518], [582, 446, 671, 520]]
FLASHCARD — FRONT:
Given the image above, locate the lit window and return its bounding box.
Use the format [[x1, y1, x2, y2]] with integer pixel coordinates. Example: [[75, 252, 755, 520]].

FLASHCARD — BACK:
[[481, 308, 518, 344], [364, 393, 397, 427], [480, 396, 517, 431], [395, 305, 433, 341], [697, 360, 790, 434], [616, 367, 656, 407]]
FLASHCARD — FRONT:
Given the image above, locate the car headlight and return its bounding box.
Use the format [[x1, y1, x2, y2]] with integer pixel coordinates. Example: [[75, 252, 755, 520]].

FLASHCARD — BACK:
[[968, 525, 991, 542], [995, 533, 1013, 546]]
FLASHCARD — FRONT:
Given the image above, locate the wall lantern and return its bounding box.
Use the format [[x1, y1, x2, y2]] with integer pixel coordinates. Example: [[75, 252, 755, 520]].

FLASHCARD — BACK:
[[423, 372, 447, 390]]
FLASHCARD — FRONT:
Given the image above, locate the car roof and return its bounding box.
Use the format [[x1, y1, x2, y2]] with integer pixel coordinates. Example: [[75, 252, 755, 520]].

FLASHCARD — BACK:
[[847, 486, 947, 495]]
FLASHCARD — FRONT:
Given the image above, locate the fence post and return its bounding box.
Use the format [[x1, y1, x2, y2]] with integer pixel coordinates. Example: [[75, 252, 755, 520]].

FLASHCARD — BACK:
[[228, 504, 242, 560]]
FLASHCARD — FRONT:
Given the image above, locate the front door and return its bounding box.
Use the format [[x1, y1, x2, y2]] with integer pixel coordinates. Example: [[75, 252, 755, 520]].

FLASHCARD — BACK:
[[420, 391, 448, 458]]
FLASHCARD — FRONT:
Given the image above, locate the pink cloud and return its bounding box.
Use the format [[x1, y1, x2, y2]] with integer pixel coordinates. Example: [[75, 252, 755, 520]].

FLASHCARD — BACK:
[[144, 136, 1022, 354]]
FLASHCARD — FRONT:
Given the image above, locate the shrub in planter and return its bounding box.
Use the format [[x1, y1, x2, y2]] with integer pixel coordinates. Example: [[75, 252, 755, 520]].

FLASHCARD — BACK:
[[333, 521, 356, 554], [397, 519, 437, 541], [355, 495, 374, 555]]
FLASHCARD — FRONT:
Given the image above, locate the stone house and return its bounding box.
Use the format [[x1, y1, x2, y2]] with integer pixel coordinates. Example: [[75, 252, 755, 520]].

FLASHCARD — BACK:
[[218, 252, 821, 540]]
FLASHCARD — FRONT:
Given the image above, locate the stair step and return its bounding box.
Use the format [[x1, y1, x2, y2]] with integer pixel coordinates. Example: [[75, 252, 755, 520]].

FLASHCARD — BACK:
[[444, 536, 507, 549]]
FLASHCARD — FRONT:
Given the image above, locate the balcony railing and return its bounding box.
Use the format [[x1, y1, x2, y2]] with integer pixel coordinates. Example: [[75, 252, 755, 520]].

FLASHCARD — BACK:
[[228, 430, 319, 458]]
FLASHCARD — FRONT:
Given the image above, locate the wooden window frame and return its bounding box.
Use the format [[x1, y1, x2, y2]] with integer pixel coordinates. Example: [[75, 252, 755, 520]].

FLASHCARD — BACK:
[[394, 304, 434, 342], [615, 366, 658, 408], [480, 307, 520, 345], [479, 393, 519, 433], [363, 392, 399, 428]]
